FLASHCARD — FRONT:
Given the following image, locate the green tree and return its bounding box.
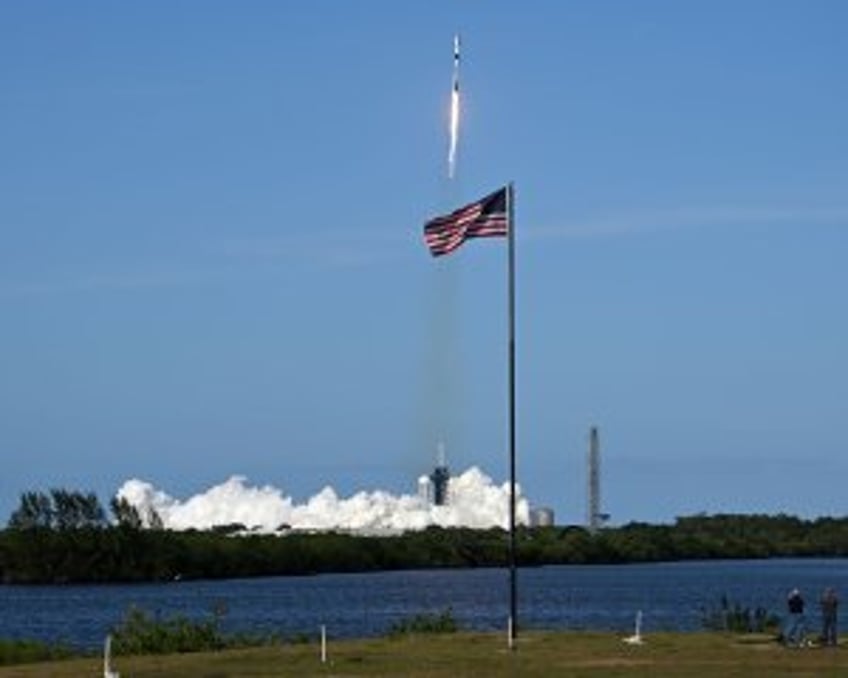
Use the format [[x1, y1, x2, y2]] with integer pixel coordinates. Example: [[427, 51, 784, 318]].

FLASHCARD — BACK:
[[50, 489, 106, 529], [111, 496, 143, 529], [7, 491, 53, 529]]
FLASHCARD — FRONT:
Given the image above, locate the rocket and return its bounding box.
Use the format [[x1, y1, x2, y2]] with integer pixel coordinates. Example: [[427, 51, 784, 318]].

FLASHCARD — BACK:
[[453, 34, 460, 94], [448, 34, 461, 179]]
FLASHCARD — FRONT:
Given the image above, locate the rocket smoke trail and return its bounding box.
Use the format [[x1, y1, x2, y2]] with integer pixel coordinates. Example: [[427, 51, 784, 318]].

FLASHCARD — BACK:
[[448, 34, 461, 179]]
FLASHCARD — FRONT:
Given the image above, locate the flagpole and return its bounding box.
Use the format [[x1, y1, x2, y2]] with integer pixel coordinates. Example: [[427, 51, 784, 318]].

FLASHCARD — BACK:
[[507, 182, 517, 645]]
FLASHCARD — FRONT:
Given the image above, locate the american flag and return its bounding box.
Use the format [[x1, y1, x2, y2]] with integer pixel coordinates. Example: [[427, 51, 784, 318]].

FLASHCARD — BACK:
[[423, 187, 508, 257]]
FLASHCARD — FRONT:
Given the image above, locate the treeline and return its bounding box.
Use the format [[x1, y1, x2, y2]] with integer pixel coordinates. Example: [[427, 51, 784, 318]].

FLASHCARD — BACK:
[[2, 489, 848, 584]]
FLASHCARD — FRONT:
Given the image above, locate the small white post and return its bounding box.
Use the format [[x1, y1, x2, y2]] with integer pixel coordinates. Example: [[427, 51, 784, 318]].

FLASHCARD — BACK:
[[623, 610, 644, 645], [507, 616, 514, 650], [320, 624, 327, 664], [104, 633, 119, 678]]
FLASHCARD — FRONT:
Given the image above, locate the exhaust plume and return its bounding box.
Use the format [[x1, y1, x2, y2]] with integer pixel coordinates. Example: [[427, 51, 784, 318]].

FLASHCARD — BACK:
[[116, 466, 529, 533]]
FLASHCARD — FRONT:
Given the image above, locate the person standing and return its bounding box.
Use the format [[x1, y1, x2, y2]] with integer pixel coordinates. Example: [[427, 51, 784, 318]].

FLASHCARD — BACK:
[[820, 587, 838, 647], [784, 588, 806, 647]]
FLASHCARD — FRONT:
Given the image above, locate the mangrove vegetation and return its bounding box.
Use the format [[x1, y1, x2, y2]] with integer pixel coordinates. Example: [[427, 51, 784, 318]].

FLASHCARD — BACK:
[[2, 488, 848, 584]]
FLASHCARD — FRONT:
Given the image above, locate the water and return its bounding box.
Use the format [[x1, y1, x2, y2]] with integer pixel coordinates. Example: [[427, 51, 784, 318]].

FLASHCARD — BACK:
[[1, 559, 845, 650]]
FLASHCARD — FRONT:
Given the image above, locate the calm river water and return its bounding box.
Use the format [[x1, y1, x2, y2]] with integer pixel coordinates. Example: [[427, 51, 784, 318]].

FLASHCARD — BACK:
[[1, 559, 846, 650]]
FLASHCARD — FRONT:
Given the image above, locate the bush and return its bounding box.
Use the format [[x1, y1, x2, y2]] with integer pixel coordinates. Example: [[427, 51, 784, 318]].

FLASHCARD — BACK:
[[700, 594, 780, 633], [0, 638, 75, 666], [111, 604, 281, 655], [111, 606, 224, 655], [388, 608, 459, 636]]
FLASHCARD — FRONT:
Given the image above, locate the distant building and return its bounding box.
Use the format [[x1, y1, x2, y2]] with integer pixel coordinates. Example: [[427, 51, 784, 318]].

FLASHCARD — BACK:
[[529, 507, 555, 527], [417, 475, 433, 504]]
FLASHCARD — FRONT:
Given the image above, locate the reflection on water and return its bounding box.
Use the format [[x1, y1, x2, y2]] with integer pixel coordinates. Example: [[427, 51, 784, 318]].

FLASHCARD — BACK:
[[1, 559, 845, 650]]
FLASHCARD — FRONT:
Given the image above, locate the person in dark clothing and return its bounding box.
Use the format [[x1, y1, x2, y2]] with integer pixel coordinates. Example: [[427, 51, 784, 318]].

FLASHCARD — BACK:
[[784, 588, 806, 647], [820, 587, 838, 647]]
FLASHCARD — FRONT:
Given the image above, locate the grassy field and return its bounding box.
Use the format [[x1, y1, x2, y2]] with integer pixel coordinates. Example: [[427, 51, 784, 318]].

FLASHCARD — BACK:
[[0, 632, 845, 677]]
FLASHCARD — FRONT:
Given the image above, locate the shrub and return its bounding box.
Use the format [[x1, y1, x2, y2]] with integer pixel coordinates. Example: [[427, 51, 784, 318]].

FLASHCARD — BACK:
[[388, 608, 459, 636], [0, 638, 75, 666], [110, 604, 283, 655], [700, 594, 780, 633], [111, 605, 226, 655]]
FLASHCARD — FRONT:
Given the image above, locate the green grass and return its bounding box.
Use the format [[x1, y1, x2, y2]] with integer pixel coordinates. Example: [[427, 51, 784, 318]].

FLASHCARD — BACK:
[[0, 632, 845, 677], [0, 639, 75, 666]]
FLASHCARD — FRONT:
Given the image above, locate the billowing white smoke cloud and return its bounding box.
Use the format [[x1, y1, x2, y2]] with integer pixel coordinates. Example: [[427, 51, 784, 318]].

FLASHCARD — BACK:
[[116, 466, 530, 533]]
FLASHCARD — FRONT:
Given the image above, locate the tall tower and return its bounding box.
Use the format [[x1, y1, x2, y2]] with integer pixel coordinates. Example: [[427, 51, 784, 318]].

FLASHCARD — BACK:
[[587, 426, 601, 533]]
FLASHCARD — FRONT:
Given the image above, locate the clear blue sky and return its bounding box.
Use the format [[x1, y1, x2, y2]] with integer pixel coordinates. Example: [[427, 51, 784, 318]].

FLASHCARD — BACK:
[[2, 1, 846, 525]]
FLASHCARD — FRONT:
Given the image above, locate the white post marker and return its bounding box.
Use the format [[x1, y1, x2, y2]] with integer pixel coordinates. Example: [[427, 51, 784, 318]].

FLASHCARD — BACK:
[[507, 616, 514, 650], [103, 633, 120, 678], [320, 624, 327, 663], [623, 610, 644, 645]]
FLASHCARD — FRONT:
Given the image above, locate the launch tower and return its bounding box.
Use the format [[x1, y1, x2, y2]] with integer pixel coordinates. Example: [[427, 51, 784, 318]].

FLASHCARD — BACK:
[[587, 426, 608, 533]]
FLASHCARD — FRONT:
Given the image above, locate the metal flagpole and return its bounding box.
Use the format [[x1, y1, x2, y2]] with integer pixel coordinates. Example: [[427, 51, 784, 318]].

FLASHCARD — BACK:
[[507, 182, 517, 645]]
